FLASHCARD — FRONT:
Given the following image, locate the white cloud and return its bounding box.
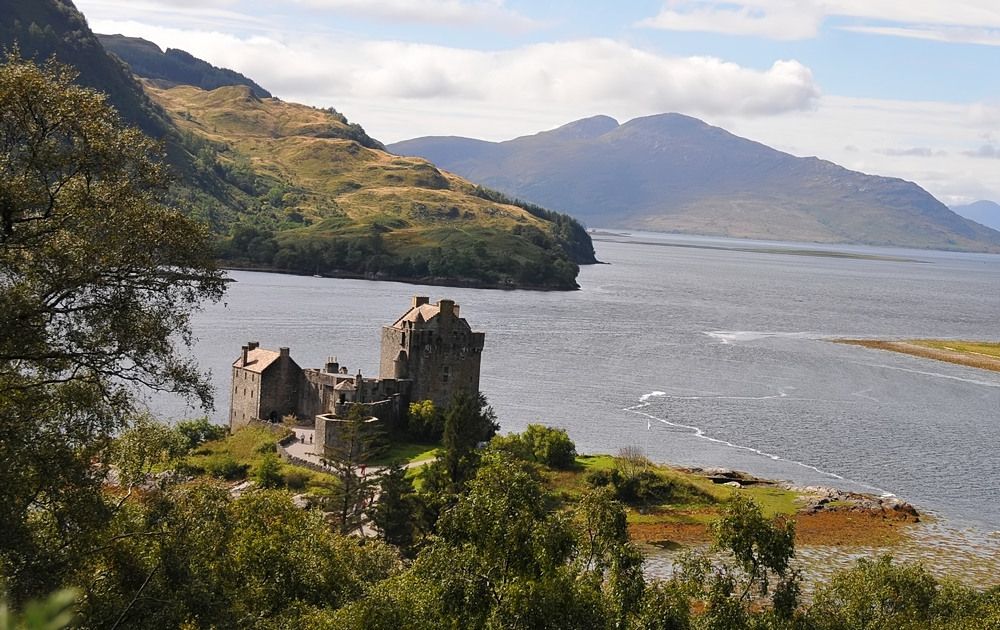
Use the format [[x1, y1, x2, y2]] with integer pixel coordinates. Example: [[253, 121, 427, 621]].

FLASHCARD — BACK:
[[76, 0, 265, 32], [89, 20, 819, 131], [639, 1, 823, 40], [639, 1, 1000, 44], [290, 0, 537, 30], [713, 95, 1000, 204], [842, 25, 1000, 46]]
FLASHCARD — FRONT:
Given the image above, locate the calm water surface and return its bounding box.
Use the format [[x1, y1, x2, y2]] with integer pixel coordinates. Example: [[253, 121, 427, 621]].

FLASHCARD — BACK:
[[156, 232, 1000, 531]]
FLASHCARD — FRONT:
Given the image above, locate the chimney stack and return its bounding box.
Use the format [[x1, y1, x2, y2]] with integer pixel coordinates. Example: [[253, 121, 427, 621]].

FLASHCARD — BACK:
[[248, 341, 259, 350], [412, 295, 429, 307], [279, 347, 290, 359], [325, 356, 339, 373], [241, 345, 249, 366], [438, 299, 454, 318]]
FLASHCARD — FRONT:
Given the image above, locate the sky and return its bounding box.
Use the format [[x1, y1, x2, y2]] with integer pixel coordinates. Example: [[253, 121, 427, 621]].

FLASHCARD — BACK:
[[75, 0, 1000, 206]]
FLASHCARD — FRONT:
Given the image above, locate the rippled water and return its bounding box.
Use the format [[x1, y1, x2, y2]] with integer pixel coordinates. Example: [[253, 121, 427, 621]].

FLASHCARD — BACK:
[[154, 232, 1000, 531]]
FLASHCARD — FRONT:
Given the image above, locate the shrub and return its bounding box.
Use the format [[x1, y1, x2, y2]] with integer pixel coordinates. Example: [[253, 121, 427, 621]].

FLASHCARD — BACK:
[[522, 425, 576, 469], [491, 424, 577, 470], [283, 470, 310, 490], [586, 467, 701, 506], [204, 454, 248, 480], [175, 417, 227, 451], [255, 454, 283, 489]]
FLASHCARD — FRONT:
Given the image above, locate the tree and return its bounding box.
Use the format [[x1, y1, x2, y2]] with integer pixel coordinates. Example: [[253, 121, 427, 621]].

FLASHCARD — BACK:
[[410, 453, 609, 629], [321, 404, 385, 535], [711, 494, 797, 606], [0, 53, 224, 603], [371, 462, 419, 552], [675, 495, 799, 628], [436, 391, 499, 490], [806, 555, 938, 630], [406, 399, 442, 441]]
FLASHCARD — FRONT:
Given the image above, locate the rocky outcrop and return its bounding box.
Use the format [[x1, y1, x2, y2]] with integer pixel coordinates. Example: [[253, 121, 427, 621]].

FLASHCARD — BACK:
[[790, 485, 920, 522]]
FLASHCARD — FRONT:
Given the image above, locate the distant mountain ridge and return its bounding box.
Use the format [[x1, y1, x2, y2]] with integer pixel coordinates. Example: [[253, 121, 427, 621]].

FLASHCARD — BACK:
[[951, 200, 1000, 232], [98, 34, 272, 98], [390, 114, 1000, 253]]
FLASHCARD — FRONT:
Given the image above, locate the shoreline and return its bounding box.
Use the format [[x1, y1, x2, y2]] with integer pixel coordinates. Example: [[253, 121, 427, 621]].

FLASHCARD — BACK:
[[835, 339, 1000, 372], [219, 264, 582, 292], [629, 463, 1000, 589]]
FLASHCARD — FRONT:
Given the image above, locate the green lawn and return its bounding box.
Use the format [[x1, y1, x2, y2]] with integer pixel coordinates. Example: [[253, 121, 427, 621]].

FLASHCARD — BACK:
[[371, 441, 440, 467], [184, 425, 335, 491]]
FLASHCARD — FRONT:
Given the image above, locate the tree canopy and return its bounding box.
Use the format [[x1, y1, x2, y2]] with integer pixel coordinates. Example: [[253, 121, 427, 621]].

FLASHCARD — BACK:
[[0, 52, 224, 604]]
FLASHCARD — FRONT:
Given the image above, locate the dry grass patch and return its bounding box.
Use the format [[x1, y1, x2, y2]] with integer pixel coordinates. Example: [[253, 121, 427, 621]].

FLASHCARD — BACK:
[[837, 339, 1000, 372]]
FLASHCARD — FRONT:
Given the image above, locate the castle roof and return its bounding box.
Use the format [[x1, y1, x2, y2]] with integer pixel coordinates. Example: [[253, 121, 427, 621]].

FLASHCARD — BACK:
[[393, 303, 441, 326], [233, 347, 280, 373]]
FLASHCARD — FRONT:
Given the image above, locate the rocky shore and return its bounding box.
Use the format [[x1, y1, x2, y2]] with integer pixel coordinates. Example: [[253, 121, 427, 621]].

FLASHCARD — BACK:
[[686, 466, 920, 522]]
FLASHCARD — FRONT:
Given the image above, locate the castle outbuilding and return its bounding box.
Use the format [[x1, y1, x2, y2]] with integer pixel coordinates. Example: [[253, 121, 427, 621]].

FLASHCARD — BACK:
[[229, 296, 485, 455]]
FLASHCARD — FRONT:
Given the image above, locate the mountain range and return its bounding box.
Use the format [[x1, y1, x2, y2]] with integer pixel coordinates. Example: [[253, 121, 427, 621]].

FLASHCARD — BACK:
[[390, 115, 1000, 253], [951, 200, 1000, 232], [0, 0, 595, 290]]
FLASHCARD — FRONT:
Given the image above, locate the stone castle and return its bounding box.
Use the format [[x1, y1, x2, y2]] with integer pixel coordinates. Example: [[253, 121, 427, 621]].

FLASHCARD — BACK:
[[229, 296, 485, 454]]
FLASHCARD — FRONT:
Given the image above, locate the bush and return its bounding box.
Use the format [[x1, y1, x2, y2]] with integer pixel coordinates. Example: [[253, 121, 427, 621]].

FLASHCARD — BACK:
[[255, 454, 283, 489], [523, 425, 576, 469], [586, 467, 697, 506], [204, 454, 248, 480], [283, 470, 310, 490], [491, 424, 577, 470], [175, 417, 227, 451]]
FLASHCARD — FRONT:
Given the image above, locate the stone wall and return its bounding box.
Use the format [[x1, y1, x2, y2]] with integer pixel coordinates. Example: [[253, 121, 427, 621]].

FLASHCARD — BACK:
[[230, 367, 262, 430], [257, 349, 300, 421]]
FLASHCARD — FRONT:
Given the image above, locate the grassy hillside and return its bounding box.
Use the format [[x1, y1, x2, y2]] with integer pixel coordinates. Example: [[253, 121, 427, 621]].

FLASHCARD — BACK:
[[149, 83, 592, 288], [1, 0, 594, 290]]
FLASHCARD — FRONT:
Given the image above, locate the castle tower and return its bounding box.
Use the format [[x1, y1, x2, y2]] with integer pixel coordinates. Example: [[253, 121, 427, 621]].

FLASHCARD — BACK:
[[379, 296, 485, 408]]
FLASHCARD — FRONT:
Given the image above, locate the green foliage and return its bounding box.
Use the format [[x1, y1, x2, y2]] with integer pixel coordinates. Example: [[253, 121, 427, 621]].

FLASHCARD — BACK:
[[0, 588, 77, 630], [807, 555, 939, 630], [586, 467, 708, 507], [203, 454, 248, 480], [472, 185, 597, 264], [320, 404, 386, 534], [406, 399, 443, 441], [371, 463, 420, 552], [0, 53, 223, 605], [431, 392, 499, 492], [76, 484, 401, 628], [174, 417, 226, 451], [491, 424, 578, 469], [711, 495, 797, 604], [254, 453, 283, 489], [111, 415, 188, 487], [632, 580, 691, 630], [283, 469, 310, 490]]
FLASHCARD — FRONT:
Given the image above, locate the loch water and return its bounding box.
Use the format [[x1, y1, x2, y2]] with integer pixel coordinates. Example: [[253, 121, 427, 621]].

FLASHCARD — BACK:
[[157, 232, 1000, 531]]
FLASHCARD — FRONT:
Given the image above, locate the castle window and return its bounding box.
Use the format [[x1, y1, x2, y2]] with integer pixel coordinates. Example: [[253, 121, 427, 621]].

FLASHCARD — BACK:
[[401, 332, 406, 346], [442, 366, 450, 383]]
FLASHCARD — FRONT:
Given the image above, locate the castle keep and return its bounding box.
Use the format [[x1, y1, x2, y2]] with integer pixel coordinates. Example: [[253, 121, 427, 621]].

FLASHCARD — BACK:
[[229, 296, 485, 453]]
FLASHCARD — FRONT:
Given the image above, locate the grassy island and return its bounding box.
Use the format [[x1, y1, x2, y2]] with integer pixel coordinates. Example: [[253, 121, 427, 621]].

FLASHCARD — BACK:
[[836, 339, 1000, 372]]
